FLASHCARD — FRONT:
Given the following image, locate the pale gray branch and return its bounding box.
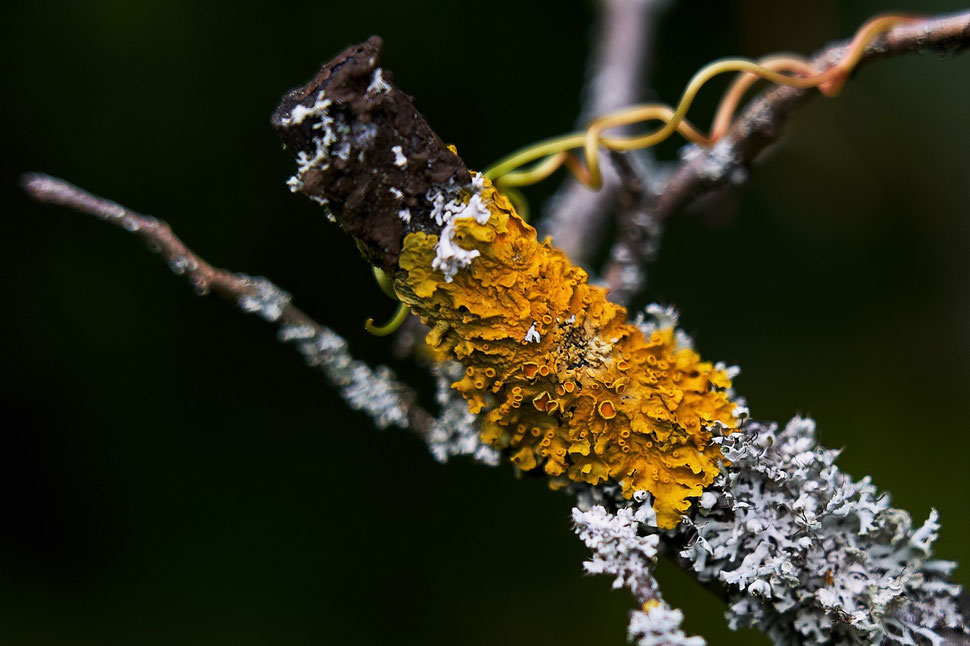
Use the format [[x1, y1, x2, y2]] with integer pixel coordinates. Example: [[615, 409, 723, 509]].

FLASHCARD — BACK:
[[21, 172, 435, 440], [540, 0, 672, 266], [601, 10, 970, 304]]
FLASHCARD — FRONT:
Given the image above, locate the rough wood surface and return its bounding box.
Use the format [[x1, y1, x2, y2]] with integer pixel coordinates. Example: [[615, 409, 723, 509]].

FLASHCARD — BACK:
[[272, 36, 469, 271]]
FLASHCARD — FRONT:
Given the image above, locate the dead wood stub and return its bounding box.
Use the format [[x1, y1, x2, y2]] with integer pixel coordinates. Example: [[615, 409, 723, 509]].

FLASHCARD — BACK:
[[272, 36, 469, 271]]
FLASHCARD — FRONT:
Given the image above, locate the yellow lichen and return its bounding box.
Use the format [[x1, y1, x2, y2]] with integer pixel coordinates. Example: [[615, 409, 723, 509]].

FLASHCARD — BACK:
[[396, 175, 738, 528]]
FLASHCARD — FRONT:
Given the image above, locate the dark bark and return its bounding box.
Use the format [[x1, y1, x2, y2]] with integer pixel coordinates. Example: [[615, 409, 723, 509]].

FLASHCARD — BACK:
[[271, 36, 469, 272]]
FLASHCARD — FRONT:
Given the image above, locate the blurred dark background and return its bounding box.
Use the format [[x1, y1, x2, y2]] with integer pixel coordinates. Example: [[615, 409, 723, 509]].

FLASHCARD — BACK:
[[1, 1, 968, 644]]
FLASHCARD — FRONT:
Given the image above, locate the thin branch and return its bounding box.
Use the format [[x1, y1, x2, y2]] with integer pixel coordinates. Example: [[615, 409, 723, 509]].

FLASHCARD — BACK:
[[602, 150, 664, 306], [20, 172, 435, 440], [540, 0, 672, 266], [602, 10, 970, 303]]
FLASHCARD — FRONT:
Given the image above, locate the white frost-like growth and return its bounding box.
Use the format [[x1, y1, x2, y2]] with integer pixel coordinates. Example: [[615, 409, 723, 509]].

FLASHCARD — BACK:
[[277, 322, 409, 429], [523, 322, 541, 344], [573, 505, 661, 601], [426, 362, 500, 466], [634, 303, 696, 353], [232, 273, 414, 431], [366, 68, 391, 95], [237, 279, 499, 464], [426, 173, 491, 282], [281, 90, 377, 199], [573, 505, 706, 645], [237, 275, 291, 322], [672, 417, 965, 645], [569, 305, 964, 645], [628, 605, 706, 646], [679, 140, 748, 185]]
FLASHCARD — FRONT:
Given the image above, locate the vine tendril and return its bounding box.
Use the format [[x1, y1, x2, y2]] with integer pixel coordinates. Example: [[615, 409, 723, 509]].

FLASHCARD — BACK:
[[365, 267, 411, 336], [484, 14, 920, 191], [364, 14, 920, 337]]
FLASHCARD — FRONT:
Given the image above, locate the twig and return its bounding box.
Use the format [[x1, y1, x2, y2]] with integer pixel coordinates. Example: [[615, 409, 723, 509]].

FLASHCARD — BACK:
[[602, 150, 664, 306], [20, 172, 435, 440], [602, 10, 970, 303], [540, 0, 671, 265]]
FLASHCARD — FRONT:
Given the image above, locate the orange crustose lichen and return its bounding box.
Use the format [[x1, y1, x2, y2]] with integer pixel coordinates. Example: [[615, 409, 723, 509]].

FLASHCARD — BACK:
[[396, 175, 738, 528]]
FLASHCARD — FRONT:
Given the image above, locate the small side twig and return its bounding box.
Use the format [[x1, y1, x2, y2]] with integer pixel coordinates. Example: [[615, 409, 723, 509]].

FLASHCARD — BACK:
[[600, 10, 970, 304], [602, 150, 663, 306], [541, 0, 671, 265], [21, 172, 434, 440]]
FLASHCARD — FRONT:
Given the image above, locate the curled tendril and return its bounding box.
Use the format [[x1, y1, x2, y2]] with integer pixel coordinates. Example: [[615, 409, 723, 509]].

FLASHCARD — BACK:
[[361, 15, 919, 337], [372, 266, 398, 299], [365, 267, 411, 336], [365, 302, 411, 336], [484, 14, 920, 191]]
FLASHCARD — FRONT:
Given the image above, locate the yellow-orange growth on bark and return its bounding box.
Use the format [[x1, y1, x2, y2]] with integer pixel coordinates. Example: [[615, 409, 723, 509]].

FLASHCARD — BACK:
[[397, 175, 738, 528]]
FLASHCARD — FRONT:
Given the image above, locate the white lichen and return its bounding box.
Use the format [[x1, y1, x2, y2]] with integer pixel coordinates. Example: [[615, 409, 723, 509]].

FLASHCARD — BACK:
[[679, 139, 747, 185], [238, 275, 290, 322], [167, 254, 198, 276], [391, 145, 407, 168], [523, 322, 541, 344], [282, 92, 377, 194], [628, 605, 706, 646], [266, 299, 496, 464], [308, 196, 336, 222], [573, 505, 706, 646], [573, 505, 660, 599], [426, 173, 491, 282], [669, 418, 964, 645], [280, 90, 330, 127], [634, 303, 680, 335], [366, 68, 391, 95], [278, 321, 409, 429], [425, 362, 500, 466], [567, 305, 964, 645]]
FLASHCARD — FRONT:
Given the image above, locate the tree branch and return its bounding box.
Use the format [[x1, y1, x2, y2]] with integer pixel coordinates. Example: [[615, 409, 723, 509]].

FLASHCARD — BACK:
[[602, 10, 970, 303], [601, 150, 664, 306], [20, 172, 435, 440], [24, 13, 970, 641]]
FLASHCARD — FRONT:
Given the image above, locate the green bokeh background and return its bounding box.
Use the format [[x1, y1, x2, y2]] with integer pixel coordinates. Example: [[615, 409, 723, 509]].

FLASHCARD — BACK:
[[1, 1, 968, 644]]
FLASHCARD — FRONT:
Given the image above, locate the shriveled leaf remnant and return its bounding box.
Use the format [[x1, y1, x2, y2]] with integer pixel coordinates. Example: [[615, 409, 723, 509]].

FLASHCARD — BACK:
[[396, 174, 738, 528]]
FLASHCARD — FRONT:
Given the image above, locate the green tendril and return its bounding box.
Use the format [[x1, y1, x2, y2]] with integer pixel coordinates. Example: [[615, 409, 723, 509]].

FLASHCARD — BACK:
[[365, 302, 410, 336], [372, 266, 398, 299]]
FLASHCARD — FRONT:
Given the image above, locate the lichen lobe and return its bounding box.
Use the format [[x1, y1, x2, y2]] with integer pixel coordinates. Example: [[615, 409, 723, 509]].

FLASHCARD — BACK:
[[397, 176, 738, 528]]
